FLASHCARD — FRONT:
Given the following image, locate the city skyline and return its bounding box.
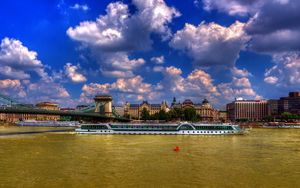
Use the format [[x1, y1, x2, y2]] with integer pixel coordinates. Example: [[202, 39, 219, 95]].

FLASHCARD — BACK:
[[1, 0, 300, 108]]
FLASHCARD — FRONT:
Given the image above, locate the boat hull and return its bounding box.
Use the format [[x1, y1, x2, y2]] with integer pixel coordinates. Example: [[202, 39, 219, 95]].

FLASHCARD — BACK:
[[75, 129, 243, 135]]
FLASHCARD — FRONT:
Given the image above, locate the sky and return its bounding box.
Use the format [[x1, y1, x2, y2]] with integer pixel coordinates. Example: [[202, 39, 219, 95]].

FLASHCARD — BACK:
[[0, 0, 300, 108]]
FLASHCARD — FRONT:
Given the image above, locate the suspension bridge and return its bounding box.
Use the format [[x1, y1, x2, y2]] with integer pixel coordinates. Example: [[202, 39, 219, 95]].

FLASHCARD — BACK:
[[0, 94, 129, 122]]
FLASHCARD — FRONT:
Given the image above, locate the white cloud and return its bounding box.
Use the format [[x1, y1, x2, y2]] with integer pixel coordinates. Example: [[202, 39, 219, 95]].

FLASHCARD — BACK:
[[67, 1, 179, 79], [0, 66, 30, 79], [80, 75, 157, 103], [67, 0, 180, 52], [98, 52, 145, 78], [264, 76, 278, 84], [0, 37, 48, 79], [0, 79, 26, 97], [153, 66, 164, 72], [203, 0, 263, 16], [231, 67, 252, 77], [0, 37, 73, 105], [101, 70, 135, 78], [218, 77, 259, 101], [132, 0, 181, 39], [151, 55, 164, 64], [170, 21, 249, 68], [264, 53, 300, 87], [70, 3, 89, 11], [159, 66, 220, 101], [233, 77, 251, 88], [64, 63, 87, 83]]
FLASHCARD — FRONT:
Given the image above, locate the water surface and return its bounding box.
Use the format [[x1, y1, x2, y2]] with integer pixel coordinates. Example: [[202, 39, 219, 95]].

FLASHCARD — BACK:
[[0, 126, 299, 188]]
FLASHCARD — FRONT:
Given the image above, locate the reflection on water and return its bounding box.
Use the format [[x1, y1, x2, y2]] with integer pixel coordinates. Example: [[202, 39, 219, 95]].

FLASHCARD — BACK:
[[0, 127, 299, 188]]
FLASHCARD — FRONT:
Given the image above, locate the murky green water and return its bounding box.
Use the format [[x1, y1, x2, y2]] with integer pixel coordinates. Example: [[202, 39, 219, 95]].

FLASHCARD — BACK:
[[0, 126, 299, 188]]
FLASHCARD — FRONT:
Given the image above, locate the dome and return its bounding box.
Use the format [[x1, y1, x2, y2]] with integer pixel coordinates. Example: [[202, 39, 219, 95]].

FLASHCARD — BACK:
[[202, 99, 209, 104]]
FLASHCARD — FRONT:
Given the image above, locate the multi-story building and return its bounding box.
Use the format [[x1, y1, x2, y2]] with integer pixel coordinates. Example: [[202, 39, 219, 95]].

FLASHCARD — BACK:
[[172, 98, 219, 121], [113, 105, 125, 117], [227, 98, 268, 121], [267, 92, 300, 117], [278, 92, 300, 115], [268, 99, 279, 117], [218, 111, 228, 122], [0, 102, 60, 122], [35, 102, 60, 121], [124, 101, 169, 119]]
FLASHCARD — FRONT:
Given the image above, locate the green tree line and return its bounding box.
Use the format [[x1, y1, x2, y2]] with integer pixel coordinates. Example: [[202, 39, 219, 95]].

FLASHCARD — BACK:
[[140, 107, 201, 122], [261, 112, 300, 122]]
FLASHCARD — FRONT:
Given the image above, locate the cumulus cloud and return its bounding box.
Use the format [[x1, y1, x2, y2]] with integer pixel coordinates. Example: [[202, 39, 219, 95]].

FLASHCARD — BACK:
[[64, 63, 87, 83], [202, 0, 263, 16], [0, 37, 72, 105], [158, 66, 221, 103], [245, 1, 300, 53], [0, 37, 47, 79], [67, 0, 180, 52], [151, 55, 164, 64], [231, 67, 252, 77], [98, 52, 145, 78], [264, 53, 300, 87], [80, 75, 157, 103], [264, 76, 278, 84], [0, 79, 26, 97], [218, 77, 259, 101], [0, 66, 30, 79], [67, 1, 178, 78], [170, 21, 249, 68]]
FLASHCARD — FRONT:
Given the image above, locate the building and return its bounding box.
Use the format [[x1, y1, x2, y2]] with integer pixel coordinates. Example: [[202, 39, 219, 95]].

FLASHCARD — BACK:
[[267, 92, 300, 117], [113, 105, 125, 117], [227, 99, 268, 121], [0, 102, 60, 123], [278, 92, 300, 115], [35, 102, 60, 121], [0, 113, 38, 123], [124, 101, 169, 119], [172, 98, 219, 121], [218, 111, 228, 122], [195, 99, 219, 121], [268, 99, 279, 117]]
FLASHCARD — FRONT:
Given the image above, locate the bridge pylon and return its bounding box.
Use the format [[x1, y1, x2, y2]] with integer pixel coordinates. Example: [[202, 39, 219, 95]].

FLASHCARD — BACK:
[[94, 95, 113, 117]]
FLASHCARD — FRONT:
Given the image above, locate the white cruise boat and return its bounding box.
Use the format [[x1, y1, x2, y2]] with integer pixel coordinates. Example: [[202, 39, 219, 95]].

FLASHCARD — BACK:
[[75, 122, 245, 135]]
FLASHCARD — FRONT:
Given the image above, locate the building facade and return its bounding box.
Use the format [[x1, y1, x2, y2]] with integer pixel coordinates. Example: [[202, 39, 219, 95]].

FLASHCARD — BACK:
[[267, 92, 300, 117], [124, 101, 169, 119], [278, 92, 300, 115], [35, 102, 60, 121], [268, 99, 279, 117], [0, 102, 60, 122], [172, 98, 219, 121], [227, 99, 268, 121], [113, 105, 125, 117], [218, 111, 228, 122]]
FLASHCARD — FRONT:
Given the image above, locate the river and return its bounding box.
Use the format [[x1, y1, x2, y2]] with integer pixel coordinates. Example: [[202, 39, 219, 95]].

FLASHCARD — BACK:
[[0, 126, 299, 188]]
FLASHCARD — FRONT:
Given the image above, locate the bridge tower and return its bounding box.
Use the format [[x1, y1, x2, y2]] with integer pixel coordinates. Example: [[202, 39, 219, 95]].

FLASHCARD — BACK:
[[94, 95, 113, 116]]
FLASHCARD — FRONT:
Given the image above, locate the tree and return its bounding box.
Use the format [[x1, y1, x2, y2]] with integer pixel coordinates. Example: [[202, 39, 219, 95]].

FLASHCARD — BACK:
[[157, 109, 168, 120], [140, 108, 150, 121], [281, 112, 299, 121], [183, 108, 199, 122], [168, 107, 183, 120]]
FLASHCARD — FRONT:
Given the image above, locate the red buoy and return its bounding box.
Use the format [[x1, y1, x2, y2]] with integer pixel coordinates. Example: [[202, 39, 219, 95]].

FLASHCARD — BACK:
[[174, 146, 180, 152]]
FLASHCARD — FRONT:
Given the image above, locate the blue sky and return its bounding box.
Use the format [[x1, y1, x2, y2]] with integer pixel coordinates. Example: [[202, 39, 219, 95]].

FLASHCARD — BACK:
[[0, 0, 300, 108]]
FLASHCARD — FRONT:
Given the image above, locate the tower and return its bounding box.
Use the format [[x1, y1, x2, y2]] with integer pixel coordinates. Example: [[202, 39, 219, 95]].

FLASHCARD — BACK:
[[94, 95, 113, 116]]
